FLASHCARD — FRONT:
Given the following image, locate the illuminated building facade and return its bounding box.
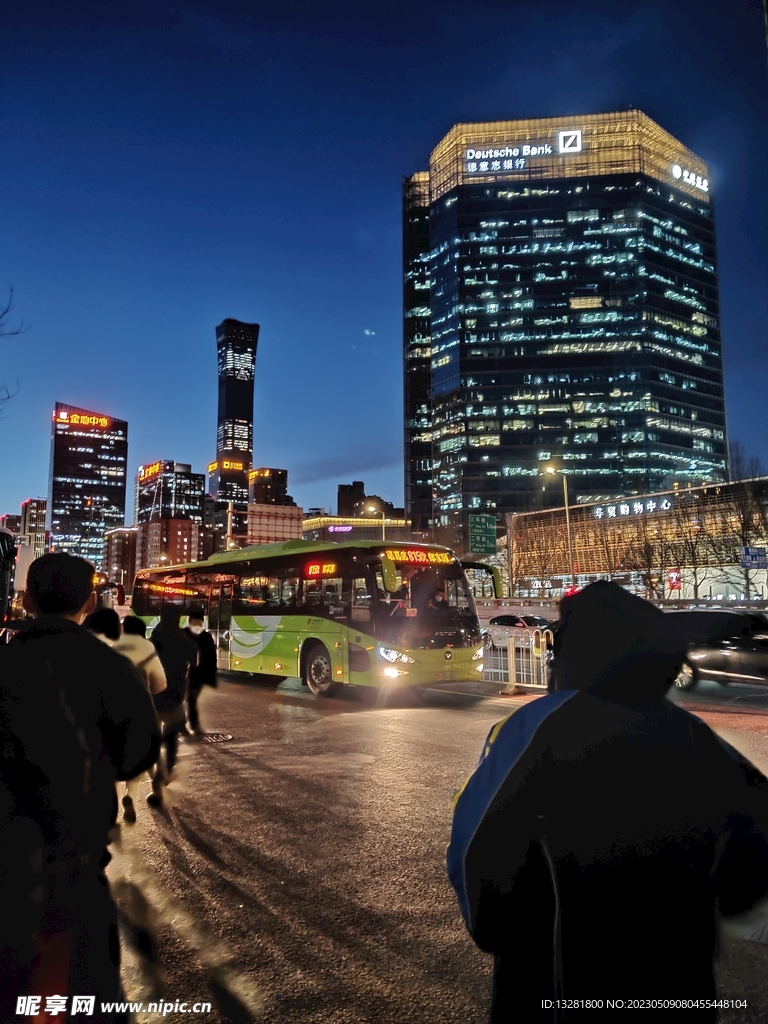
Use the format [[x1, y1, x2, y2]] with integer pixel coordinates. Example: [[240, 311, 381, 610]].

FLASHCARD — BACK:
[[404, 111, 727, 542], [509, 478, 768, 602], [302, 514, 411, 543], [135, 519, 198, 572], [248, 467, 296, 506], [135, 461, 205, 526], [48, 403, 128, 568], [0, 514, 21, 542], [211, 318, 259, 538], [20, 498, 47, 558], [103, 526, 137, 588], [403, 171, 434, 534]]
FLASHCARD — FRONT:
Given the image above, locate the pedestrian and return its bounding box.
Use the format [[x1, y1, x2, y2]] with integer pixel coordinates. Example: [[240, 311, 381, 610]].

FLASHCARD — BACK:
[[0, 553, 160, 1021], [447, 581, 768, 1022], [113, 617, 167, 822], [183, 608, 217, 736], [149, 606, 198, 806], [86, 607, 122, 645]]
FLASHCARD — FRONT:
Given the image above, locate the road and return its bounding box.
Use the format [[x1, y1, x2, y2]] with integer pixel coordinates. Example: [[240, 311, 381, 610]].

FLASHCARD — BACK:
[[109, 675, 768, 1023]]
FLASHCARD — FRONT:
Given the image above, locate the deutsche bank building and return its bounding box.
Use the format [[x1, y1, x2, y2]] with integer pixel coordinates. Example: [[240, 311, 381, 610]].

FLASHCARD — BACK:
[[403, 112, 726, 541]]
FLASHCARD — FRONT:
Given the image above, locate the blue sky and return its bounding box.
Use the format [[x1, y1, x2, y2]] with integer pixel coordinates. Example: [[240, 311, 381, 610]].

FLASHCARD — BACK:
[[1, 0, 767, 518]]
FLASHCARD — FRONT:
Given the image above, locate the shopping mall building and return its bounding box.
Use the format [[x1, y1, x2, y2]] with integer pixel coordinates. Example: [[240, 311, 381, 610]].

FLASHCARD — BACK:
[[506, 477, 768, 602]]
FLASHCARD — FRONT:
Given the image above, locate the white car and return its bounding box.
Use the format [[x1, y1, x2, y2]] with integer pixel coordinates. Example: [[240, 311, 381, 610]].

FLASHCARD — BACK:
[[485, 614, 554, 649]]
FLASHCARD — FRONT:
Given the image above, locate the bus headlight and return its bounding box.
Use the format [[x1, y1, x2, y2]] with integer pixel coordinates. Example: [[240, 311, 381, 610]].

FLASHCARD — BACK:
[[378, 647, 415, 664], [471, 648, 484, 660], [383, 667, 410, 678]]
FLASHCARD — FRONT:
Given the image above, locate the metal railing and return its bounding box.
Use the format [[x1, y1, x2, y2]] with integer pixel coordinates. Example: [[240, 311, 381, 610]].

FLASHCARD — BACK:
[[483, 628, 554, 693]]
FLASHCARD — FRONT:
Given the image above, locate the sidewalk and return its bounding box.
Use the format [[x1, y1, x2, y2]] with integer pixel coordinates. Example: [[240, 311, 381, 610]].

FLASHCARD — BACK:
[[716, 933, 768, 1021]]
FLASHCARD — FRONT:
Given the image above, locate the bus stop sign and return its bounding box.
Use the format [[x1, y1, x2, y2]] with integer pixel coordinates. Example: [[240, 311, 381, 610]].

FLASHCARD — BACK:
[[468, 514, 497, 555]]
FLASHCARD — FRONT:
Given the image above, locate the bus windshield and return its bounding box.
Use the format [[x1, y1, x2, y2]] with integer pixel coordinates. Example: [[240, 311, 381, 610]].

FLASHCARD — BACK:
[[371, 559, 477, 645]]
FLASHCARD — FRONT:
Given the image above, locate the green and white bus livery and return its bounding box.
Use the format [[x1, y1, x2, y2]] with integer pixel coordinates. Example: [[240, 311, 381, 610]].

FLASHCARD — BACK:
[[131, 539, 497, 696]]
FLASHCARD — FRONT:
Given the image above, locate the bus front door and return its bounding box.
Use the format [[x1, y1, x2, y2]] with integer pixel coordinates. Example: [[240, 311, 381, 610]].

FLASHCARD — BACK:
[[209, 583, 233, 670]]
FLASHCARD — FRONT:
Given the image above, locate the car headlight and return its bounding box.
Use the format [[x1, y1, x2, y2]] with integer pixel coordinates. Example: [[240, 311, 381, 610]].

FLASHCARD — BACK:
[[471, 647, 484, 660], [378, 647, 414, 664]]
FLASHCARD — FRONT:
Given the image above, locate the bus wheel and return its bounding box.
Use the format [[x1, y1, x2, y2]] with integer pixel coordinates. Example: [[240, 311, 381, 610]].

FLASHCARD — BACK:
[[304, 643, 342, 697]]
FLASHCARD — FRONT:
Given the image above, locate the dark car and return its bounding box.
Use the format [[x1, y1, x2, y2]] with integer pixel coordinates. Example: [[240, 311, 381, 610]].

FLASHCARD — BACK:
[[665, 609, 768, 690]]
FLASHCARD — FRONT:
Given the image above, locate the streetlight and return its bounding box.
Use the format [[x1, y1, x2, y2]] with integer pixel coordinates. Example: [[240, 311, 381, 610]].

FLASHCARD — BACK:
[[368, 505, 386, 541], [545, 466, 575, 587]]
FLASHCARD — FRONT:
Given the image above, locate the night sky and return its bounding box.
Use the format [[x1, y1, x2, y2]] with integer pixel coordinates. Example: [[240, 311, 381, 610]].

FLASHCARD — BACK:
[[1, 0, 766, 519]]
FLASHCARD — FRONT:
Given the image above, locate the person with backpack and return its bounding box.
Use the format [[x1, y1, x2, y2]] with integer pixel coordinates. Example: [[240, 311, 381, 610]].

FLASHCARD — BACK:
[[183, 608, 217, 736], [148, 606, 198, 806], [0, 553, 160, 1021], [113, 616, 167, 821]]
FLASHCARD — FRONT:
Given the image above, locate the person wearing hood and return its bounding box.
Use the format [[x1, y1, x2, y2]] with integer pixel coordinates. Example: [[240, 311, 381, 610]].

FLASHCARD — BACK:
[[447, 581, 768, 1021]]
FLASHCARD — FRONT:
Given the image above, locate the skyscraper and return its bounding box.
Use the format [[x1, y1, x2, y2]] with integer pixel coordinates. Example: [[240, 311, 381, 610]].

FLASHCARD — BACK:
[[20, 498, 47, 558], [48, 403, 128, 567], [404, 111, 727, 543], [135, 461, 205, 525], [209, 318, 259, 539]]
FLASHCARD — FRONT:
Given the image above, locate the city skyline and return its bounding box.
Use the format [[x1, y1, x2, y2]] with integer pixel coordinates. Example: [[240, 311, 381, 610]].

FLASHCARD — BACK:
[[1, 0, 766, 521]]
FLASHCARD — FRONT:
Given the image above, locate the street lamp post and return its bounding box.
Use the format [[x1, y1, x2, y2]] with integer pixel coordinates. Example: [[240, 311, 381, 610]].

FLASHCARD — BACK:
[[368, 505, 386, 541], [546, 466, 575, 587]]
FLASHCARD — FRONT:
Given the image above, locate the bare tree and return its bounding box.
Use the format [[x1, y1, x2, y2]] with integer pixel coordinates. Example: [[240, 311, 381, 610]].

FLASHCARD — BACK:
[[623, 512, 675, 600], [721, 477, 768, 600], [729, 440, 763, 482], [0, 287, 26, 407], [668, 492, 717, 600]]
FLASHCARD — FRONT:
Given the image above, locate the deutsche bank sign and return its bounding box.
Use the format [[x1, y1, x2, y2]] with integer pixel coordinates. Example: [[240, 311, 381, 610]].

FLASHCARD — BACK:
[[558, 129, 582, 153], [464, 129, 583, 175]]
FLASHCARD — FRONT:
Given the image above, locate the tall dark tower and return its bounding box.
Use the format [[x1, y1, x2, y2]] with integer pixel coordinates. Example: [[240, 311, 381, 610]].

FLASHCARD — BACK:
[[405, 111, 727, 547], [209, 318, 259, 540]]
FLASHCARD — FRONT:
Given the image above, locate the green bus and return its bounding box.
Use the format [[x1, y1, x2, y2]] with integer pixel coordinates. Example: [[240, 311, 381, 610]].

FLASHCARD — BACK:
[[131, 539, 498, 696]]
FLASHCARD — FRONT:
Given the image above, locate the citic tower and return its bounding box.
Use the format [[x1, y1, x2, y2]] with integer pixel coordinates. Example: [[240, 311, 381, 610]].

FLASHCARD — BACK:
[[403, 111, 726, 540], [209, 318, 259, 541]]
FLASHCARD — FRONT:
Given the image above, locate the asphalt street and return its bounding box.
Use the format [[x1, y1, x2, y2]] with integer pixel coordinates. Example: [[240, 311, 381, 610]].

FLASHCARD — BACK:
[[108, 676, 768, 1024]]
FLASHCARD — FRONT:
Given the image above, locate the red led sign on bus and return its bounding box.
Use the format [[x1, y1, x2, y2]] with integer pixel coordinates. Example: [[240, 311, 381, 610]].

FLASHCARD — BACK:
[[305, 562, 338, 578], [384, 549, 452, 565]]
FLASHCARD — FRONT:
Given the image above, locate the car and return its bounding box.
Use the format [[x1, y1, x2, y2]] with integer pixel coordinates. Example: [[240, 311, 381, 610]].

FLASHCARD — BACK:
[[665, 609, 768, 690], [485, 613, 554, 649]]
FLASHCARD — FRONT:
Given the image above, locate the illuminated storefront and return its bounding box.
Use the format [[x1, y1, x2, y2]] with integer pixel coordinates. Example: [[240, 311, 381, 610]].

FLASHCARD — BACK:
[[48, 402, 128, 568], [403, 111, 727, 545], [508, 478, 768, 601]]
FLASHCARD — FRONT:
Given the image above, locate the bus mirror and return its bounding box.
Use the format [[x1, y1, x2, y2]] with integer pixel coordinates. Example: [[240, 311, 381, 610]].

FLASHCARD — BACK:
[[460, 561, 502, 599], [379, 554, 399, 593]]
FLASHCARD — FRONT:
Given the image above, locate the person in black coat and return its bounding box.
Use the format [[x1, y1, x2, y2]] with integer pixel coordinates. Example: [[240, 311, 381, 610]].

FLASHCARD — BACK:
[[0, 553, 160, 1021], [183, 608, 217, 735], [448, 581, 768, 1022], [149, 606, 198, 805]]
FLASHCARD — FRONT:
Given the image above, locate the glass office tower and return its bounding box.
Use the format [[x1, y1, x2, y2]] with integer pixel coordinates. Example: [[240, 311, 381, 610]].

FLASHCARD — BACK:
[[135, 461, 205, 525], [48, 402, 128, 568], [210, 318, 259, 538], [404, 111, 727, 541]]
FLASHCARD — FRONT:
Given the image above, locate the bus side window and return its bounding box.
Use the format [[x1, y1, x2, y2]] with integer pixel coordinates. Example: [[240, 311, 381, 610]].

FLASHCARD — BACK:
[[349, 577, 371, 622]]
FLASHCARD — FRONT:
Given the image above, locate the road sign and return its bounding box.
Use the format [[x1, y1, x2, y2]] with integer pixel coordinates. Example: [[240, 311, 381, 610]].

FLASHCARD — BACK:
[[468, 514, 497, 555], [741, 546, 768, 570]]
